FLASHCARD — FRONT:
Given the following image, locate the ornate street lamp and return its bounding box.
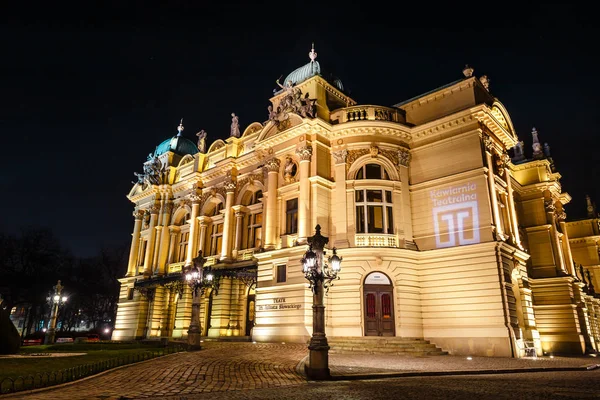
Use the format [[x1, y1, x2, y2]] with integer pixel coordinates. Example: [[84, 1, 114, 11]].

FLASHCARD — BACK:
[[301, 225, 342, 380], [44, 280, 68, 344], [184, 251, 214, 351]]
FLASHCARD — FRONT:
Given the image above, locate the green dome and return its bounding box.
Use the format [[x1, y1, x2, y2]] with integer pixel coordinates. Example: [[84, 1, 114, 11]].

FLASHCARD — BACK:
[[153, 135, 199, 157], [284, 60, 321, 86]]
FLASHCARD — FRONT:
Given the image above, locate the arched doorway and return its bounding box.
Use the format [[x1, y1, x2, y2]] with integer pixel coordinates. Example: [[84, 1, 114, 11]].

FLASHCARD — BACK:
[[363, 272, 395, 336], [245, 285, 256, 337]]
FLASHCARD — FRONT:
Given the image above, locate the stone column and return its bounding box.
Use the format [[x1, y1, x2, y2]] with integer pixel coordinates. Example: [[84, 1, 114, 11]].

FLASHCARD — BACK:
[[167, 226, 180, 265], [398, 149, 413, 241], [185, 199, 201, 265], [198, 216, 210, 254], [483, 134, 505, 240], [143, 204, 160, 276], [127, 209, 145, 276], [332, 150, 349, 248], [264, 158, 281, 249], [545, 199, 567, 275], [221, 180, 236, 260], [560, 219, 576, 277], [156, 201, 174, 274], [503, 154, 522, 248], [296, 145, 313, 241], [231, 206, 247, 259]]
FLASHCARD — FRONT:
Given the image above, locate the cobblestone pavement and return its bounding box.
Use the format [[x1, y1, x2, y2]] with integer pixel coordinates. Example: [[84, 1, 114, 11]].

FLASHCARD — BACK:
[[328, 352, 600, 377], [8, 342, 306, 400], [5, 342, 599, 400]]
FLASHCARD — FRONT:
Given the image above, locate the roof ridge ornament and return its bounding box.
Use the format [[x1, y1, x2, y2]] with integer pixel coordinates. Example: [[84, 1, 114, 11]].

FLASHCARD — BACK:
[[177, 118, 184, 136], [462, 64, 474, 78], [309, 43, 317, 63]]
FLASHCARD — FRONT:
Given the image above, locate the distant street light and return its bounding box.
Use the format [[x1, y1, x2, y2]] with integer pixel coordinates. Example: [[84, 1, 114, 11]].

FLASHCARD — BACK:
[[183, 251, 215, 351], [44, 280, 68, 344], [301, 225, 342, 380]]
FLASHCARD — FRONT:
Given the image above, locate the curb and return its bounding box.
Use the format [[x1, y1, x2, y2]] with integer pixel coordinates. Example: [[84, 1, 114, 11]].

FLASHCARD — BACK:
[[327, 364, 600, 381]]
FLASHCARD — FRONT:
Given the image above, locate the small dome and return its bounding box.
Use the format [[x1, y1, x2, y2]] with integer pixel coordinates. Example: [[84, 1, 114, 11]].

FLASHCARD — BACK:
[[283, 60, 321, 86], [279, 45, 345, 92], [153, 135, 199, 157]]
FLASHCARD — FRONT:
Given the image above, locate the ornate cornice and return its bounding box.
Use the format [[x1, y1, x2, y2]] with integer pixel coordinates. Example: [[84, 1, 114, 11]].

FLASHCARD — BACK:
[[296, 145, 313, 161]]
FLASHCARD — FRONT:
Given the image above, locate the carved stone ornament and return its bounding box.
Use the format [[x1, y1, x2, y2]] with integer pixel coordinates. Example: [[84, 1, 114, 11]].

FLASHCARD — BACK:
[[178, 198, 191, 209], [544, 198, 556, 212], [296, 145, 313, 161], [369, 145, 379, 158], [268, 84, 317, 131], [164, 202, 174, 214], [224, 179, 237, 193], [482, 134, 494, 151], [556, 209, 567, 221], [283, 156, 298, 183], [332, 149, 348, 164], [398, 149, 411, 167], [149, 204, 161, 214], [133, 209, 146, 220], [189, 192, 202, 203], [264, 157, 281, 173]]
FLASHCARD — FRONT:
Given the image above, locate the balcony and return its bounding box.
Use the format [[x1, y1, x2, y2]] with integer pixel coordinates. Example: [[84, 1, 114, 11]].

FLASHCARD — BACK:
[[354, 234, 398, 248], [168, 262, 185, 274], [330, 105, 406, 125]]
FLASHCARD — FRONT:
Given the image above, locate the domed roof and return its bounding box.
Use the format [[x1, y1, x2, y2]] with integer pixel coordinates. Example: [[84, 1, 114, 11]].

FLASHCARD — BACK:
[[284, 60, 321, 86], [280, 45, 344, 92], [152, 120, 199, 157]]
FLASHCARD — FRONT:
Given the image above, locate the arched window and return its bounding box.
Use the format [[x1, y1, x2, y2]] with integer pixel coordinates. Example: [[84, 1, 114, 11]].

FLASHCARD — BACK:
[[241, 190, 263, 206], [355, 163, 390, 180]]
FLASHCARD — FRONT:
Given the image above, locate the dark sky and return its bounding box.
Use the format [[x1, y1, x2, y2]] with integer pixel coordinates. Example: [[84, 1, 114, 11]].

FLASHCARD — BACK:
[[1, 2, 597, 257]]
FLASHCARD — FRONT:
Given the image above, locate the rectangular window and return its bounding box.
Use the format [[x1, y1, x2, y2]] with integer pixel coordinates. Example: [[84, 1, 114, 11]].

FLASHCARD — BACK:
[[367, 190, 383, 202], [356, 205, 365, 233], [138, 240, 147, 266], [387, 207, 394, 234], [210, 223, 223, 255], [286, 198, 298, 234], [368, 205, 384, 233], [178, 231, 189, 262], [246, 213, 263, 249], [276, 264, 287, 283]]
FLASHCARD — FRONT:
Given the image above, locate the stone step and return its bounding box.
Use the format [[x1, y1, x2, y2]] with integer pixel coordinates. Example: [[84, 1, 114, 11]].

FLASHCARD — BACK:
[[327, 336, 447, 356]]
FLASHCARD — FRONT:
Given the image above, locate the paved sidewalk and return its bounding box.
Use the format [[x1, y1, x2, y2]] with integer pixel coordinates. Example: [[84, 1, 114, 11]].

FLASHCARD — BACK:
[[4, 342, 599, 400], [327, 352, 600, 380]]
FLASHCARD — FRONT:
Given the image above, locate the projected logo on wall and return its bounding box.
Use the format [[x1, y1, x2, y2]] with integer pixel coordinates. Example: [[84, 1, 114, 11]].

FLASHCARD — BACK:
[[431, 182, 480, 248]]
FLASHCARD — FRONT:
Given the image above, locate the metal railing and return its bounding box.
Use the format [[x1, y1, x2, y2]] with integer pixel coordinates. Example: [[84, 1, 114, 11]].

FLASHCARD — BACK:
[[0, 345, 185, 395]]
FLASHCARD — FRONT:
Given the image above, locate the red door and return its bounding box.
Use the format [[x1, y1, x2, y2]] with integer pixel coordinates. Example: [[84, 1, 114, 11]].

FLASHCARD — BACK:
[[364, 285, 395, 336]]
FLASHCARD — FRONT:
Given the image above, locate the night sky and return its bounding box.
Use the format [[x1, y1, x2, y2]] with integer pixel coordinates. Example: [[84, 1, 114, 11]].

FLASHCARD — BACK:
[[2, 2, 597, 257]]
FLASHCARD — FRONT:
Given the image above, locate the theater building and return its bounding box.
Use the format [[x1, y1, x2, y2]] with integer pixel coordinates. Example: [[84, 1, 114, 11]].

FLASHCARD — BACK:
[[112, 47, 600, 357]]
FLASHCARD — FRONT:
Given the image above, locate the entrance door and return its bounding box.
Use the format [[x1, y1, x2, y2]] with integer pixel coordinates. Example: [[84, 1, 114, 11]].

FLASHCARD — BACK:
[[245, 294, 256, 336], [363, 272, 395, 336]]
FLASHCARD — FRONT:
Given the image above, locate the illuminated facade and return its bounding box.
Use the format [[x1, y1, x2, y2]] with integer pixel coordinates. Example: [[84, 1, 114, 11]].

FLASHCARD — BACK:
[[112, 49, 600, 357]]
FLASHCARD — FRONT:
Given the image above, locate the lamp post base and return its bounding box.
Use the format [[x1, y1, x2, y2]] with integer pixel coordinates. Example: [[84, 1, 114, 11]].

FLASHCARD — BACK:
[[187, 329, 202, 351], [44, 329, 56, 345], [305, 340, 331, 380]]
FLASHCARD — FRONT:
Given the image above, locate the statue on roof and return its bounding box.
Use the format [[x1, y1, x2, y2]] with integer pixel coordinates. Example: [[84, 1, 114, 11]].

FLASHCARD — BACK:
[[300, 92, 317, 118], [276, 76, 294, 94], [230, 113, 241, 138], [196, 130, 207, 153], [531, 127, 544, 159], [512, 140, 525, 162]]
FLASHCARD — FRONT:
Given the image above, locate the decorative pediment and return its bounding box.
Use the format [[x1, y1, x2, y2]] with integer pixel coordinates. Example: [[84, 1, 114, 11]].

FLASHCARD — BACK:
[[258, 114, 304, 142], [242, 122, 264, 138], [208, 139, 226, 153]]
